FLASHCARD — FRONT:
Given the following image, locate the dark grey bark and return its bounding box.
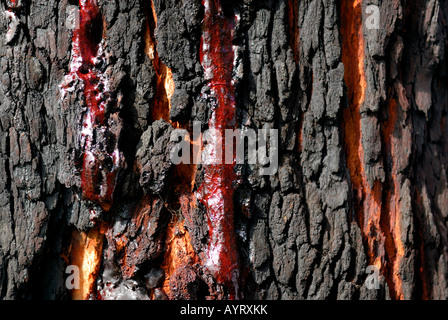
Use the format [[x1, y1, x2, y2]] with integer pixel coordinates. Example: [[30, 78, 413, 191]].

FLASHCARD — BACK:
[[0, 0, 447, 300]]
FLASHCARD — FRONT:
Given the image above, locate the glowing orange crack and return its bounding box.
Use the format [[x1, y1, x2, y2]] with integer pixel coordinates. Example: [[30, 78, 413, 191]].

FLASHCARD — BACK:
[[160, 216, 200, 299], [145, 0, 176, 125], [382, 98, 405, 300], [341, 0, 404, 299], [341, 0, 383, 266], [143, 1, 199, 301], [69, 227, 104, 300]]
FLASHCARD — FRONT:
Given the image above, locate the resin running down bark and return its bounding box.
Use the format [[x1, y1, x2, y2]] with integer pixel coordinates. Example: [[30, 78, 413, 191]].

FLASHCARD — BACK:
[[60, 0, 124, 212], [197, 0, 241, 299]]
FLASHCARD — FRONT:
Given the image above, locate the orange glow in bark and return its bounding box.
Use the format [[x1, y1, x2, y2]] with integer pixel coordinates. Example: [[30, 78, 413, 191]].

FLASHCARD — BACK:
[[145, 0, 176, 125], [341, 0, 366, 197], [68, 227, 104, 300], [142, 0, 201, 300], [160, 216, 200, 299], [342, 1, 405, 298], [341, 0, 384, 269], [382, 98, 405, 300]]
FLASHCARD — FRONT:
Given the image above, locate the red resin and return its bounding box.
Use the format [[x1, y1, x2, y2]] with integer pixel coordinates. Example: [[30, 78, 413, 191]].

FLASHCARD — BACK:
[[74, 0, 105, 124], [198, 0, 240, 298], [65, 0, 118, 212], [8, 0, 18, 9], [7, 0, 21, 12]]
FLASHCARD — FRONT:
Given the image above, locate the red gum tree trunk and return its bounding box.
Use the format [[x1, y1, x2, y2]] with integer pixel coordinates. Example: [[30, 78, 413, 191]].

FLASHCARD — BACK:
[[0, 0, 447, 300]]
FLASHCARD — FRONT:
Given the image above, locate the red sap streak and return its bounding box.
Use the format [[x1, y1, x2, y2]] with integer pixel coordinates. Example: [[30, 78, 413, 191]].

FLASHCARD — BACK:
[[74, 0, 105, 124], [6, 0, 21, 13], [64, 0, 118, 212], [7, 0, 19, 9], [199, 0, 240, 298]]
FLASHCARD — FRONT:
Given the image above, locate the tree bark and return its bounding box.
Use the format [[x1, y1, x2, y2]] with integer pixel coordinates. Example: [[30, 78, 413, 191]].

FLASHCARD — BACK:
[[0, 0, 447, 300]]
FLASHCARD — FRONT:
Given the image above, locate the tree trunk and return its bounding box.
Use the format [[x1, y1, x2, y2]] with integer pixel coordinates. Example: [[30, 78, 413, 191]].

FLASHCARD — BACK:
[[0, 0, 447, 300]]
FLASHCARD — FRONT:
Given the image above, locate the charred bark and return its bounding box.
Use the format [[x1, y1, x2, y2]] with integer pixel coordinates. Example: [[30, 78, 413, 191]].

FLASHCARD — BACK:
[[0, 0, 447, 300]]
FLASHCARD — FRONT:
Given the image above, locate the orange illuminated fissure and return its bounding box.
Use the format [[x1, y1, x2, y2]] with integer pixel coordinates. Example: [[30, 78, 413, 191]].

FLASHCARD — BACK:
[[143, 1, 201, 300], [160, 216, 200, 299], [341, 0, 405, 299], [68, 226, 105, 300], [341, 0, 383, 269], [381, 98, 405, 300], [145, 0, 176, 126]]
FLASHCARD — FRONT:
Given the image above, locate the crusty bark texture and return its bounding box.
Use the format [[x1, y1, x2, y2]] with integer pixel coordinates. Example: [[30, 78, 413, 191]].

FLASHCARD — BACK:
[[0, 0, 447, 300]]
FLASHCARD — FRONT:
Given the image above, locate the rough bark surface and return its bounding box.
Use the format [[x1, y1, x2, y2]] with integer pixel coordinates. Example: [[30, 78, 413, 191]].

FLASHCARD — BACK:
[[0, 0, 447, 300]]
